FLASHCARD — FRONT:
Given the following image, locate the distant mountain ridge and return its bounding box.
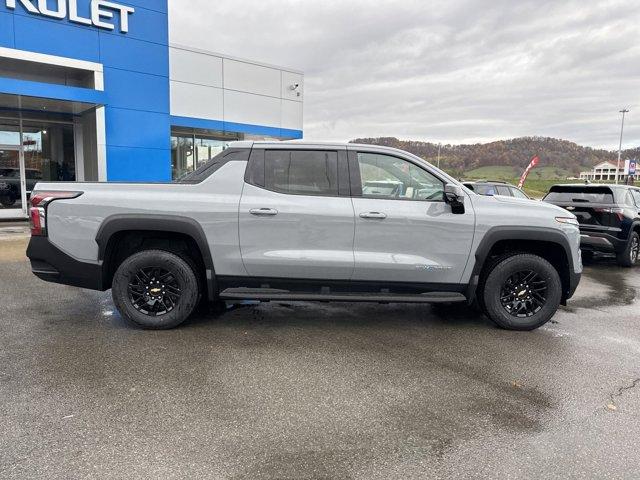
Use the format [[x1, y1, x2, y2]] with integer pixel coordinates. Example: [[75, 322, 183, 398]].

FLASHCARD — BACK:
[[350, 136, 640, 176]]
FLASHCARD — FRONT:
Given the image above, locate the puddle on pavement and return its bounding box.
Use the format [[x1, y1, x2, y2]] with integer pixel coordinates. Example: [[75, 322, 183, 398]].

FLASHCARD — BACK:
[[564, 258, 638, 311]]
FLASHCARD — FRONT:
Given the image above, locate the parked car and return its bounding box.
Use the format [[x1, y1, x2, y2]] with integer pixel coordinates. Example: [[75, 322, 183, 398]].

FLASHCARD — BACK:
[[0, 168, 42, 207], [26, 142, 581, 331], [463, 180, 531, 199], [543, 184, 640, 266]]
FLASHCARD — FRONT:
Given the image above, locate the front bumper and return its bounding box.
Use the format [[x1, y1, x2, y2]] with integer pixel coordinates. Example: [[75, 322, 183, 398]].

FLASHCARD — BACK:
[[566, 269, 581, 301], [26, 236, 105, 291]]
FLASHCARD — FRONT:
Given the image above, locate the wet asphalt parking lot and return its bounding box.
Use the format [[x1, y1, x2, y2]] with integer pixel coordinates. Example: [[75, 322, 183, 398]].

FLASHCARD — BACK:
[[1, 232, 639, 479]]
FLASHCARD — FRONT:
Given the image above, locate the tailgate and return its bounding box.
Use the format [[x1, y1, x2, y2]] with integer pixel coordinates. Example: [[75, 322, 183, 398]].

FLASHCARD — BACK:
[[543, 186, 620, 232]]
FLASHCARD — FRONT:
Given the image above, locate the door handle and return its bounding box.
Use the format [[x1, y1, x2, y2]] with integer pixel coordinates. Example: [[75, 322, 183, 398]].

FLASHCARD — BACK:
[[359, 211, 387, 219], [249, 208, 278, 216]]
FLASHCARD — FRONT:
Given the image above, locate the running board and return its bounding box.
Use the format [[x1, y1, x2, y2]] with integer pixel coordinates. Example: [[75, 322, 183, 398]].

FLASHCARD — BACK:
[[219, 288, 466, 304]]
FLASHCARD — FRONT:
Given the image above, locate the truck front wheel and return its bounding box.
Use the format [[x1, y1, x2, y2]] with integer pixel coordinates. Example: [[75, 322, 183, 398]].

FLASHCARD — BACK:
[[112, 249, 200, 329], [482, 253, 562, 331]]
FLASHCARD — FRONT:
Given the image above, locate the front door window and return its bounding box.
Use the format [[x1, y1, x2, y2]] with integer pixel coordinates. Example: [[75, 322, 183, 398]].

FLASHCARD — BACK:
[[357, 152, 444, 201]]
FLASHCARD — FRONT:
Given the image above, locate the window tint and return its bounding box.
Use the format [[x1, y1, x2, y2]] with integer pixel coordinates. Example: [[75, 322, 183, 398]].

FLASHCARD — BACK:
[[510, 187, 529, 199], [544, 186, 614, 203], [265, 150, 338, 196], [357, 153, 443, 201]]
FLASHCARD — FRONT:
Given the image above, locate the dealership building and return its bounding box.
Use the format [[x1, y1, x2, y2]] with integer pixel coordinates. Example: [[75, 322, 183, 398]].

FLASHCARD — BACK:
[[0, 0, 304, 218]]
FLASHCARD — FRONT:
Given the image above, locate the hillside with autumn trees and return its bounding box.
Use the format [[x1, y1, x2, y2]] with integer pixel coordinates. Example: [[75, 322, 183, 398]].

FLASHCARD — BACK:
[[350, 136, 639, 178]]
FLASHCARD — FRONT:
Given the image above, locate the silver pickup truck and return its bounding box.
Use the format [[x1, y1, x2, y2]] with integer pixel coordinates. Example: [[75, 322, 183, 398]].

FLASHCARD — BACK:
[[26, 141, 582, 330]]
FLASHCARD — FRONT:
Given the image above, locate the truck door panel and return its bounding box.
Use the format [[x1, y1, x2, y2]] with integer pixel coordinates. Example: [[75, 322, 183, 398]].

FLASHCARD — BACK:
[[239, 148, 355, 279]]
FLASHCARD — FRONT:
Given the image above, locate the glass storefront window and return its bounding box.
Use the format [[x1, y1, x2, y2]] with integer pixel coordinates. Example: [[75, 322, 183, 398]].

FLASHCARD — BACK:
[[0, 119, 24, 211], [0, 123, 20, 146], [22, 122, 76, 185], [0, 115, 76, 213], [171, 127, 241, 180], [171, 133, 195, 180], [0, 147, 22, 210], [195, 137, 225, 167]]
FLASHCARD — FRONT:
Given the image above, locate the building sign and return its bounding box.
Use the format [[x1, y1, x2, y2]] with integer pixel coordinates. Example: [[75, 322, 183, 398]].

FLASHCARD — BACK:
[[5, 0, 135, 33]]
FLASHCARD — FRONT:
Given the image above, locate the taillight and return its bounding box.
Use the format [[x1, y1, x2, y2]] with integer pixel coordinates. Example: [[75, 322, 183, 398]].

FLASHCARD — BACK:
[[594, 207, 625, 221], [29, 206, 45, 236], [29, 191, 82, 237]]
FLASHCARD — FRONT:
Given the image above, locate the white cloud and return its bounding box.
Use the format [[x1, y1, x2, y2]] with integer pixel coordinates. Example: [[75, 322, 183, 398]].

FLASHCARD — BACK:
[[169, 0, 640, 148]]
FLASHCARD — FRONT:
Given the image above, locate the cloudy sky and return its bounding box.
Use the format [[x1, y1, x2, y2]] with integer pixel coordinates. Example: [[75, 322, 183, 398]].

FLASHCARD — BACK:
[[169, 0, 639, 149]]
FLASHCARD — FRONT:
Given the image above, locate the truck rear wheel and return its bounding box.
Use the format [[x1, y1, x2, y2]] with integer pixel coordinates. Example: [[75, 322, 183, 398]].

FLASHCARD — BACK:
[[112, 249, 199, 329], [482, 253, 561, 331]]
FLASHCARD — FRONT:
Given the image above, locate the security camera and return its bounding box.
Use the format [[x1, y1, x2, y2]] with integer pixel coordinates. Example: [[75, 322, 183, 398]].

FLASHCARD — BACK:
[[290, 83, 300, 91]]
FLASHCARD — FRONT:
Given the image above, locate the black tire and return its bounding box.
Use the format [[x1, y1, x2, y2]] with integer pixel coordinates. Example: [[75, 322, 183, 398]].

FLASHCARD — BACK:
[[482, 253, 562, 331], [112, 249, 200, 329], [616, 231, 639, 268]]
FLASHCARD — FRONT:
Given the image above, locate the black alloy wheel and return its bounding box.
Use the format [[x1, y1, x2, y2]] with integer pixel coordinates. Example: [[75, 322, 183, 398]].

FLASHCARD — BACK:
[[128, 266, 182, 316], [499, 270, 548, 318]]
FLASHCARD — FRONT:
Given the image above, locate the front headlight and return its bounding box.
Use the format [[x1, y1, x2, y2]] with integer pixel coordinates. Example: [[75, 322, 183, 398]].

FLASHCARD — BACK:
[[555, 216, 579, 226]]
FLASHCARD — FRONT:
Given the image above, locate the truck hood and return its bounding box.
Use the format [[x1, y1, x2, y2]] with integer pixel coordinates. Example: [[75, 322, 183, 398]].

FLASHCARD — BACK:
[[471, 193, 575, 218]]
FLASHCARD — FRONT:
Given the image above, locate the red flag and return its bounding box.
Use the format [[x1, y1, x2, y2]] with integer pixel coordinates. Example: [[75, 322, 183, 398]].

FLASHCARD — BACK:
[[518, 155, 540, 189]]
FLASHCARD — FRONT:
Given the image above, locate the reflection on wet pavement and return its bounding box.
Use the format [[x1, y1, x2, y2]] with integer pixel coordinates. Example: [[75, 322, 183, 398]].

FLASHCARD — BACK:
[[566, 256, 639, 311], [1, 238, 639, 479]]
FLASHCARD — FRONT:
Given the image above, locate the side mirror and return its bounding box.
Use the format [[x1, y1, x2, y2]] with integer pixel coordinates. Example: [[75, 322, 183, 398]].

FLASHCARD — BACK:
[[444, 183, 465, 214]]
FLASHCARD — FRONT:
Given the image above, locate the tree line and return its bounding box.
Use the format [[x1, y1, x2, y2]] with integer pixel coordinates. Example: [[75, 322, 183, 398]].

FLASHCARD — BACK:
[[350, 136, 639, 176]]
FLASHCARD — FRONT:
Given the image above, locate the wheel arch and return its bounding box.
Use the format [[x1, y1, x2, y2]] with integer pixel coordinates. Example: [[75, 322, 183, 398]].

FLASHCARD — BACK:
[[95, 214, 216, 300], [469, 226, 575, 305]]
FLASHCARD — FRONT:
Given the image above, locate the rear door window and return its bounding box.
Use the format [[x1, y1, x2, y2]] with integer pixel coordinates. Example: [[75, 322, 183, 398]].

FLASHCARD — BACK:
[[631, 190, 640, 207], [544, 186, 614, 203], [265, 150, 339, 196]]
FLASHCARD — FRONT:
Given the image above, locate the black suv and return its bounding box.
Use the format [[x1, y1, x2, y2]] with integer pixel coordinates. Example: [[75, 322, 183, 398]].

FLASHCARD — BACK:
[[462, 180, 531, 199], [543, 184, 640, 267]]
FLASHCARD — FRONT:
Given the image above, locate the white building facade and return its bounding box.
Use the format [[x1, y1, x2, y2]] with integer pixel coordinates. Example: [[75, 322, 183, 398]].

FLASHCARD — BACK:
[[579, 161, 624, 181]]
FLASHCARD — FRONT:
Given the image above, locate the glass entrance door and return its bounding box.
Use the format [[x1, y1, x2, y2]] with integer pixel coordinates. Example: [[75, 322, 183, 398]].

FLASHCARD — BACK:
[[0, 119, 26, 218], [0, 115, 77, 219], [0, 146, 25, 217]]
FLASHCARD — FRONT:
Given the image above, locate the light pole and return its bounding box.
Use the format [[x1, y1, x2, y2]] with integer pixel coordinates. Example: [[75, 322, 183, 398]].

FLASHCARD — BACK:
[[616, 109, 629, 184], [437, 142, 441, 169]]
